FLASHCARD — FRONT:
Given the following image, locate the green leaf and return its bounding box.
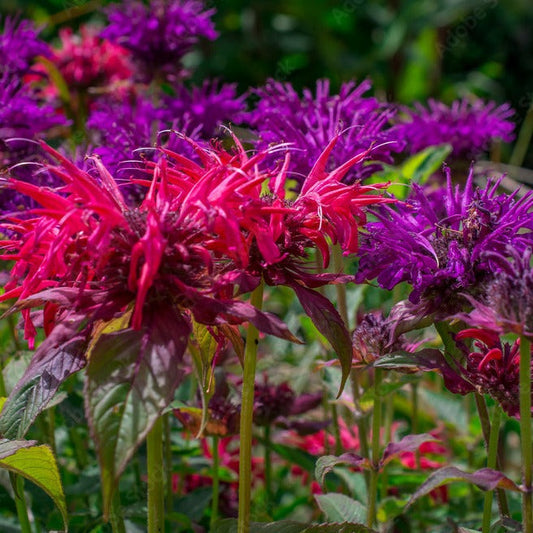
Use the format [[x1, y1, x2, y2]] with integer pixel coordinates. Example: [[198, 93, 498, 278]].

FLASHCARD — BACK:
[[315, 493, 366, 524], [85, 306, 190, 518], [0, 439, 67, 530], [212, 519, 377, 533], [189, 321, 219, 437]]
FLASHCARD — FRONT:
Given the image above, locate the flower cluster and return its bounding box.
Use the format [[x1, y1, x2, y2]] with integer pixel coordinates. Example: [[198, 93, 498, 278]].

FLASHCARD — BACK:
[[398, 98, 515, 159], [102, 0, 217, 82], [356, 167, 533, 317], [243, 79, 404, 186]]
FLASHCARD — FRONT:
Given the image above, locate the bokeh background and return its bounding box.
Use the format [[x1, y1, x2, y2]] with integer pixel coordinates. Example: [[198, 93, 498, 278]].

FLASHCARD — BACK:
[[3, 0, 533, 168]]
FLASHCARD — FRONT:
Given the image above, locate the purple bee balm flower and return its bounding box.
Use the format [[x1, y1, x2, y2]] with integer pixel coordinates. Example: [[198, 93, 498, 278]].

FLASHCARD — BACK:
[[243, 79, 405, 186], [102, 0, 217, 82], [0, 16, 50, 76], [356, 166, 533, 317], [0, 76, 67, 213], [398, 98, 515, 159], [87, 93, 165, 171], [161, 80, 247, 138]]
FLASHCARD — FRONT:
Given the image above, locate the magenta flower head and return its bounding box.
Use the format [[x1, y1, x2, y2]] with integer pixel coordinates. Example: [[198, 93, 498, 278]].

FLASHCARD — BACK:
[[0, 140, 303, 442], [398, 98, 515, 159], [446, 328, 529, 418], [0, 16, 50, 76], [243, 79, 404, 186], [356, 167, 533, 317], [52, 25, 133, 92], [102, 0, 217, 82]]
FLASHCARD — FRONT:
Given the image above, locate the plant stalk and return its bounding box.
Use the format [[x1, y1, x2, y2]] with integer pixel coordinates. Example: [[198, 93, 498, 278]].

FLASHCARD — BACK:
[[520, 334, 532, 533], [482, 404, 502, 533], [12, 474, 32, 533], [264, 425, 273, 516], [237, 282, 264, 533], [210, 435, 220, 530], [109, 488, 127, 533], [147, 416, 165, 533], [367, 368, 383, 528]]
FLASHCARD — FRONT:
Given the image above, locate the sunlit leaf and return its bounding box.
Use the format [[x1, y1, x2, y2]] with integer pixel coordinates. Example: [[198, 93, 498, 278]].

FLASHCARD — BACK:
[[0, 439, 67, 531]]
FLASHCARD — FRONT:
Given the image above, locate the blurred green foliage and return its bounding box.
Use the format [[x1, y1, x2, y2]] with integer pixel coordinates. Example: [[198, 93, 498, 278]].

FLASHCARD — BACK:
[[3, 0, 533, 166]]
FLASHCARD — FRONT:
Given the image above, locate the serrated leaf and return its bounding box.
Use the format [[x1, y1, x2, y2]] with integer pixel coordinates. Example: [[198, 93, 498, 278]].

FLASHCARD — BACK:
[[85, 305, 190, 517], [291, 284, 352, 395], [315, 493, 366, 524], [380, 434, 439, 468], [315, 454, 369, 486], [407, 466, 521, 508], [212, 519, 377, 533], [0, 315, 88, 439], [0, 439, 67, 530]]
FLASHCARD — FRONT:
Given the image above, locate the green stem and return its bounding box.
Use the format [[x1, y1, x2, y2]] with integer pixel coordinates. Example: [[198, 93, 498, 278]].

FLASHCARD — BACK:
[[12, 474, 32, 533], [482, 404, 503, 533], [520, 335, 532, 533], [475, 393, 510, 519], [264, 425, 273, 516], [109, 489, 127, 533], [147, 416, 165, 533], [351, 369, 370, 491], [367, 369, 383, 528], [163, 414, 173, 512], [210, 436, 220, 530], [411, 382, 420, 470], [237, 282, 264, 533], [330, 403, 343, 456]]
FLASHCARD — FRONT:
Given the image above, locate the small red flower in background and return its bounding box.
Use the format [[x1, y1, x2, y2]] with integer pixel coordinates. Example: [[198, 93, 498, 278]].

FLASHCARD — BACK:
[[52, 25, 133, 92]]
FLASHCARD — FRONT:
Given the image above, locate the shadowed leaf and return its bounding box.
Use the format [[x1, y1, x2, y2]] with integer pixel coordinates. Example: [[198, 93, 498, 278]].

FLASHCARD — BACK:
[[380, 433, 440, 468], [315, 493, 367, 524], [315, 453, 369, 486], [291, 284, 352, 395], [85, 305, 190, 518], [407, 466, 521, 508]]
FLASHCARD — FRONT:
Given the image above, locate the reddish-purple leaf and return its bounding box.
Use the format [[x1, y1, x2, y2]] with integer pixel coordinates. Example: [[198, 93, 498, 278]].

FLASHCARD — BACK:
[[380, 434, 440, 468], [0, 314, 88, 439], [291, 284, 352, 395], [85, 304, 190, 518], [407, 466, 521, 508]]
